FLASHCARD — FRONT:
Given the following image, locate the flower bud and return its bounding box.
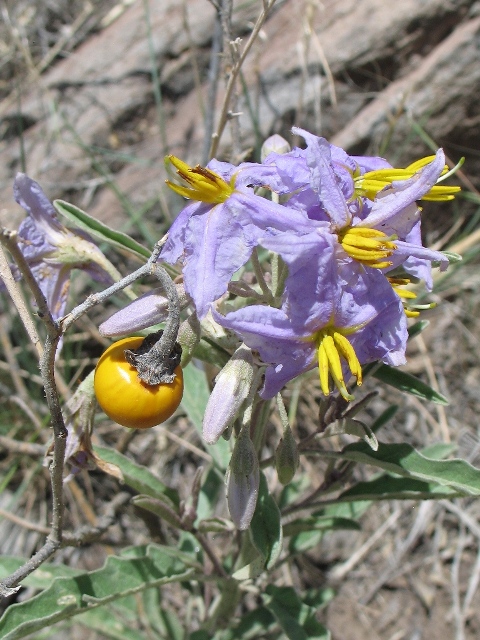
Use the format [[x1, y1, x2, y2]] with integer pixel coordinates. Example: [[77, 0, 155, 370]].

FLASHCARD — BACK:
[[226, 428, 259, 530], [261, 134, 291, 161], [275, 424, 299, 485], [99, 284, 189, 336], [178, 313, 201, 368], [202, 344, 254, 444]]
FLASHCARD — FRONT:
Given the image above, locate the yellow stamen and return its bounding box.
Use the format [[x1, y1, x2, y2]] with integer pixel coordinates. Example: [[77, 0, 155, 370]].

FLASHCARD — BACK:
[[165, 155, 235, 204], [315, 327, 362, 401], [354, 155, 461, 202], [387, 276, 430, 318], [338, 226, 396, 269]]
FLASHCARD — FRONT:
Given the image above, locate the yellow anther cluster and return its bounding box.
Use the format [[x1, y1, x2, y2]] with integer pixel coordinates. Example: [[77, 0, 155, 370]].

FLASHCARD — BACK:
[[354, 155, 461, 202], [388, 277, 419, 317], [315, 327, 362, 401], [339, 226, 396, 269], [166, 155, 235, 204]]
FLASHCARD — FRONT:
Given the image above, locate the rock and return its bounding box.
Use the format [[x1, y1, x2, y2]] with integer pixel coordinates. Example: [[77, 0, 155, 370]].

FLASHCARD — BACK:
[[0, 0, 476, 231]]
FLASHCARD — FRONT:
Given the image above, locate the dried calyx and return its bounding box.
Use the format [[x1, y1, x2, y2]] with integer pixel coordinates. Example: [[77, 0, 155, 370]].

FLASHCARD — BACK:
[[124, 330, 182, 385]]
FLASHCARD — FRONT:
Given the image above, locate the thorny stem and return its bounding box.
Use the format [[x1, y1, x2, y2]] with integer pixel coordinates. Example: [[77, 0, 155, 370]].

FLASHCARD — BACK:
[[194, 531, 228, 578], [61, 239, 166, 333], [0, 240, 180, 596], [0, 333, 68, 595], [0, 228, 67, 596], [209, 0, 277, 159]]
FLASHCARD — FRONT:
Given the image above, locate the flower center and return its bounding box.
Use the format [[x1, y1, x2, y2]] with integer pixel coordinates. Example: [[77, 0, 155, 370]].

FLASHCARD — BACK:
[[338, 226, 396, 269], [354, 156, 461, 202], [314, 327, 362, 401], [165, 155, 235, 204]]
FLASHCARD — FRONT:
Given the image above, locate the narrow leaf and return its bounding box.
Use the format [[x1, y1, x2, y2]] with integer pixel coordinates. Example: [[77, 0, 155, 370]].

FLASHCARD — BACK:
[[94, 445, 179, 506], [131, 495, 182, 528], [407, 320, 429, 339], [288, 517, 361, 553], [365, 363, 448, 405], [338, 474, 460, 501], [218, 606, 276, 640], [284, 515, 361, 538], [54, 199, 151, 260], [327, 441, 480, 495], [263, 586, 330, 640]]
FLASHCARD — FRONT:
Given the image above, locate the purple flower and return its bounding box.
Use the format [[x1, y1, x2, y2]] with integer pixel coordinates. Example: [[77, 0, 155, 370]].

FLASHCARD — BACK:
[[261, 129, 458, 286], [214, 228, 407, 400], [13, 174, 114, 320], [162, 156, 311, 318]]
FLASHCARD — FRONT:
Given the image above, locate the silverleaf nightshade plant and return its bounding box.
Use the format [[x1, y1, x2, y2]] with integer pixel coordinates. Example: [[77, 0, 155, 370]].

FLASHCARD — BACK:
[[99, 128, 461, 529]]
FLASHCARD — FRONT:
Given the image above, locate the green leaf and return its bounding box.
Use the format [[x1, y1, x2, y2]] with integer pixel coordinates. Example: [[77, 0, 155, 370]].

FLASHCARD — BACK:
[[303, 587, 335, 610], [321, 499, 372, 522], [371, 405, 398, 433], [407, 320, 429, 339], [0, 545, 194, 640], [326, 441, 480, 495], [284, 515, 361, 538], [365, 363, 448, 405], [321, 419, 378, 450], [181, 362, 230, 470], [288, 517, 361, 553], [263, 586, 330, 640], [54, 199, 151, 260], [93, 445, 179, 506], [142, 589, 184, 640], [131, 495, 182, 528], [219, 606, 276, 640], [75, 602, 149, 640], [338, 474, 460, 501], [192, 338, 231, 368], [421, 442, 457, 459], [249, 473, 283, 570], [234, 473, 283, 579], [196, 466, 225, 522], [0, 557, 83, 590], [442, 250, 462, 264]]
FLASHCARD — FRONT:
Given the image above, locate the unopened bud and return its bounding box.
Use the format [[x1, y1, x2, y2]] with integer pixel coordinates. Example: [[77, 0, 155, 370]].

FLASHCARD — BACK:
[[178, 313, 201, 367], [227, 428, 259, 530], [261, 134, 291, 161], [275, 424, 299, 485], [202, 345, 254, 444], [99, 284, 189, 336]]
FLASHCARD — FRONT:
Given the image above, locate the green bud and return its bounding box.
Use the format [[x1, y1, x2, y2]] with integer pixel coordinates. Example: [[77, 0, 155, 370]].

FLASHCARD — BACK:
[[227, 428, 260, 530], [178, 313, 201, 367], [275, 424, 299, 485]]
